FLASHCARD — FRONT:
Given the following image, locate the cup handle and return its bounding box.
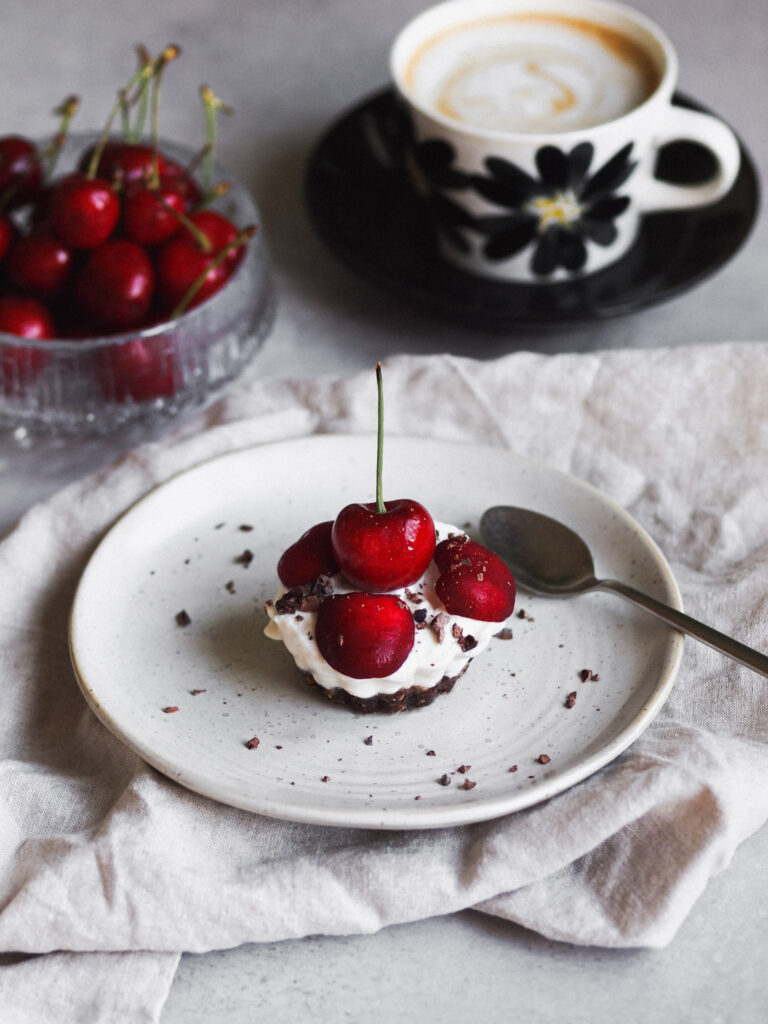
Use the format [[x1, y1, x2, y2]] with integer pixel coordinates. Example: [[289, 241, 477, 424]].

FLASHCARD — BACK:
[[639, 105, 741, 212]]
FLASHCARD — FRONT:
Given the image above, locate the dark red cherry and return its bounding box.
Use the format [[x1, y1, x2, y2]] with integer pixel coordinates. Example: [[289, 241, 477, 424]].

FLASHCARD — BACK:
[[331, 499, 436, 593], [48, 172, 120, 249], [277, 521, 339, 587], [0, 296, 53, 394], [78, 140, 167, 185], [0, 135, 42, 208], [99, 337, 176, 402], [121, 176, 185, 246], [155, 211, 243, 312], [74, 239, 155, 331], [161, 159, 203, 210], [315, 592, 415, 679], [8, 230, 74, 298], [434, 538, 516, 622]]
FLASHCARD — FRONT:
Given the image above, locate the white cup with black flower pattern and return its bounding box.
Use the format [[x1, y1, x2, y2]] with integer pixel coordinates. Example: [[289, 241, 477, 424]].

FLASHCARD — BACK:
[[390, 0, 741, 282]]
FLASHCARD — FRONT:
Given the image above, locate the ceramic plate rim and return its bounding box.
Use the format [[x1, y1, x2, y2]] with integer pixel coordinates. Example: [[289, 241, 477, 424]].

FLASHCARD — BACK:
[[69, 435, 684, 829]]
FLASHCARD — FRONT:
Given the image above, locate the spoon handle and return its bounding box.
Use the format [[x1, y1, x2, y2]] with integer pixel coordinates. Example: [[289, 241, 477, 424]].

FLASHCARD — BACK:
[[597, 578, 768, 677]]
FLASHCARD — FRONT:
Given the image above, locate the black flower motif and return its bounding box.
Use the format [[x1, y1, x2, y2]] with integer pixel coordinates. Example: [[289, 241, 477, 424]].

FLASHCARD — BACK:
[[472, 142, 636, 275], [386, 104, 477, 252]]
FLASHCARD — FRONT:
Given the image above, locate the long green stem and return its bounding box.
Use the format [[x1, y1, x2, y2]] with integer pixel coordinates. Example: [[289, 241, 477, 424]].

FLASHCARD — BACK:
[[375, 362, 386, 514]]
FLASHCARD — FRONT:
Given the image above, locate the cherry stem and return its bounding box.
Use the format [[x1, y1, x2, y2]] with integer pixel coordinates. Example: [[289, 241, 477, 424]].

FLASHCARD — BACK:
[[149, 44, 181, 188], [199, 85, 233, 195], [87, 61, 156, 179], [375, 362, 386, 514], [170, 224, 256, 319], [42, 94, 79, 180], [155, 193, 213, 251], [128, 45, 153, 142]]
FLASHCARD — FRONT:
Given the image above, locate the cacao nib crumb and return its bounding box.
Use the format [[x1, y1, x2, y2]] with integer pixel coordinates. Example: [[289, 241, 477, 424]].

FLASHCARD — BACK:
[[414, 795, 422, 801], [579, 669, 593, 682], [413, 608, 428, 623], [225, 580, 236, 594], [321, 775, 330, 783], [437, 774, 451, 786], [235, 549, 254, 566], [536, 754, 551, 765], [458, 634, 477, 653], [275, 745, 283, 750], [592, 673, 600, 681], [162, 706, 179, 714], [508, 765, 518, 773], [295, 614, 304, 621], [364, 735, 373, 745], [239, 524, 253, 532], [426, 749, 436, 757], [565, 691, 577, 708], [175, 610, 191, 627], [494, 628, 514, 640], [516, 609, 527, 619], [457, 764, 471, 774], [245, 736, 260, 750], [405, 588, 423, 604], [191, 689, 207, 696], [460, 779, 477, 790], [451, 623, 463, 640], [516, 609, 534, 621], [430, 612, 450, 643]]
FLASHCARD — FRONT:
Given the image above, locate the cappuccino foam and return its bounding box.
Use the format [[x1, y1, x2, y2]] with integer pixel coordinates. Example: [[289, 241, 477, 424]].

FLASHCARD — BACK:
[[404, 14, 660, 133]]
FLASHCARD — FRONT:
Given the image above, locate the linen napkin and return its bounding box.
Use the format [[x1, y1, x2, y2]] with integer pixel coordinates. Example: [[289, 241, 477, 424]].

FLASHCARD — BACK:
[[2, 342, 768, 1023]]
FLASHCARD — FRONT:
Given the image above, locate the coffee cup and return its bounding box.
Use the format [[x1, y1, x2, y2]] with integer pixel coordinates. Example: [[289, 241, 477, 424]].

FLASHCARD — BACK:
[[389, 0, 741, 283]]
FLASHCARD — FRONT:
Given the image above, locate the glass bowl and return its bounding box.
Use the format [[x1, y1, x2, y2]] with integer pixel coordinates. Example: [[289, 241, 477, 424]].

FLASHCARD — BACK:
[[0, 134, 275, 436]]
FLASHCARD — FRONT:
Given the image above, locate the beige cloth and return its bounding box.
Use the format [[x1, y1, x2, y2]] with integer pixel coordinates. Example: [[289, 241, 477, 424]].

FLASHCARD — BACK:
[[2, 343, 768, 1021]]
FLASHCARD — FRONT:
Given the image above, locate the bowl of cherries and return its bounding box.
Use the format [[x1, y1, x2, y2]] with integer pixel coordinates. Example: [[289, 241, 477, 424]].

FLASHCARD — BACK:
[[0, 46, 274, 436]]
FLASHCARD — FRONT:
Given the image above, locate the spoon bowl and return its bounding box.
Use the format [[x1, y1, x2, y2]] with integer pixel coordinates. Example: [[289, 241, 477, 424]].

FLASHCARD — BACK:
[[480, 504, 768, 678]]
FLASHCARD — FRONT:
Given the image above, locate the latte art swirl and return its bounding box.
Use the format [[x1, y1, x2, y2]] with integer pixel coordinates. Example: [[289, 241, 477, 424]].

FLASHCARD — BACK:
[[405, 14, 660, 133]]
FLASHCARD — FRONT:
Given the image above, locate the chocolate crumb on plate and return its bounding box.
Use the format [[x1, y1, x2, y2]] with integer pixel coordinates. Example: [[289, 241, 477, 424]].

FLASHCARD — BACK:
[[162, 706, 179, 714], [225, 580, 236, 593], [239, 524, 253, 532], [579, 668, 593, 681], [460, 779, 477, 790], [363, 735, 374, 745], [536, 753, 551, 765], [457, 764, 471, 774], [175, 610, 191, 627], [494, 627, 513, 640], [565, 691, 577, 708], [245, 736, 260, 749], [235, 549, 254, 566], [426, 749, 436, 757], [321, 775, 330, 783], [437, 773, 451, 786], [508, 765, 518, 773], [191, 689, 206, 696]]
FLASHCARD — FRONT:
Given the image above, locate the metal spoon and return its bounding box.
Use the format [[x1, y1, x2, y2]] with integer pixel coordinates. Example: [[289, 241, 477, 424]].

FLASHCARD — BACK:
[[480, 505, 768, 678]]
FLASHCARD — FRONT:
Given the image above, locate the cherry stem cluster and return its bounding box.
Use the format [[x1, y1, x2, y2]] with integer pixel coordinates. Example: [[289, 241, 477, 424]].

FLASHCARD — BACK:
[[86, 43, 180, 181]]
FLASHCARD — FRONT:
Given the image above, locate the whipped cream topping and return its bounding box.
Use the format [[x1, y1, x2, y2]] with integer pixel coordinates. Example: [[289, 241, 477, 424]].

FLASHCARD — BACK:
[[264, 522, 505, 701]]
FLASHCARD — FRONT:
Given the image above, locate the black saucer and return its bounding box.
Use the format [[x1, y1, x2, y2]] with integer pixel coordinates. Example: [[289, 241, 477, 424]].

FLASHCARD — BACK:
[[305, 88, 759, 328]]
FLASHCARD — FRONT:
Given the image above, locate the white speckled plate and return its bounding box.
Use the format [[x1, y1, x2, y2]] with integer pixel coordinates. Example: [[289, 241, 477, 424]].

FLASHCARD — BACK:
[[69, 435, 683, 829]]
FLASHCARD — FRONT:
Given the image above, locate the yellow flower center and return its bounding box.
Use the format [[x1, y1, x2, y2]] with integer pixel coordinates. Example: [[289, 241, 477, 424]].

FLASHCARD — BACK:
[[526, 190, 583, 232]]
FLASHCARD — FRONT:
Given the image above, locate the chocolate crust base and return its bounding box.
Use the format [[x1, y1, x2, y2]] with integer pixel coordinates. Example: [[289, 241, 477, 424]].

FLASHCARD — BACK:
[[303, 661, 471, 714]]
